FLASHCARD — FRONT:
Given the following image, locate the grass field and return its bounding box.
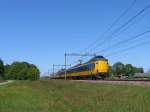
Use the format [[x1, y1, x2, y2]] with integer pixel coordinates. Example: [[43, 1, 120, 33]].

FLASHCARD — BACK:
[[0, 80, 150, 112]]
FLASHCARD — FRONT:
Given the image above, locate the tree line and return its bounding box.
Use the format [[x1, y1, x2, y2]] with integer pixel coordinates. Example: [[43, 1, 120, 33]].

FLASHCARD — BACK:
[[110, 62, 144, 78], [0, 59, 40, 80]]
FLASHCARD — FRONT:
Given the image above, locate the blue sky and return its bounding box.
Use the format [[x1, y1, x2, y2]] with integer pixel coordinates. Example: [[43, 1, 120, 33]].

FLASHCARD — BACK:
[[0, 0, 150, 75]]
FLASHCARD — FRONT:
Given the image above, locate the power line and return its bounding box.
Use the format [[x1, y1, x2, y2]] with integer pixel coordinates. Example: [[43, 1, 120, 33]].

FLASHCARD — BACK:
[[65, 53, 96, 57], [94, 10, 150, 55], [79, 0, 137, 53], [109, 4, 150, 39], [68, 53, 96, 68], [95, 29, 150, 54], [105, 39, 150, 57], [89, 3, 150, 53], [71, 1, 150, 66], [75, 0, 138, 63], [111, 9, 150, 41], [73, 0, 137, 64], [71, 56, 90, 65]]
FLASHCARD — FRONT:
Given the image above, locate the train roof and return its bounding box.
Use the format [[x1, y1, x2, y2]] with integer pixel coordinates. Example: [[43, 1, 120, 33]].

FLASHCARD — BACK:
[[69, 56, 107, 69], [88, 56, 107, 62]]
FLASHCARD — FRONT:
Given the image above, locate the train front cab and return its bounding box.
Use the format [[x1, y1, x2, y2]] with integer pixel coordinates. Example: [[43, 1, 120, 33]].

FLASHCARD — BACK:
[[93, 59, 109, 79]]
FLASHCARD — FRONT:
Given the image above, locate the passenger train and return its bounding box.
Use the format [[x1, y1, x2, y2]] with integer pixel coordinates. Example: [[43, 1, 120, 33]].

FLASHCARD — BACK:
[[53, 56, 109, 80]]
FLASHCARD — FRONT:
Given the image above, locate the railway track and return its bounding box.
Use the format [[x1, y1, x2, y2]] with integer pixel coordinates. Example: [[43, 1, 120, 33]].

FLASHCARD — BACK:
[[106, 79, 150, 81], [76, 80, 150, 87]]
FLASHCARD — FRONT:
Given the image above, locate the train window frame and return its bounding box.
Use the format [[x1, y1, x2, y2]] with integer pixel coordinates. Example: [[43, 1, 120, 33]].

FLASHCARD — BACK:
[[66, 63, 96, 74], [86, 63, 95, 70]]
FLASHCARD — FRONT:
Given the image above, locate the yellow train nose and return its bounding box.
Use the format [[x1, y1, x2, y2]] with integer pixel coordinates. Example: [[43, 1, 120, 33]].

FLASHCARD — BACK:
[[97, 61, 109, 73]]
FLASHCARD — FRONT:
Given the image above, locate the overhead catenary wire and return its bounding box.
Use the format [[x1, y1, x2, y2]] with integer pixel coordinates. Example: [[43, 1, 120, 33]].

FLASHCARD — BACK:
[[95, 29, 150, 54], [89, 3, 150, 53], [105, 9, 150, 46], [79, 0, 137, 53], [71, 1, 150, 66], [73, 0, 137, 65], [109, 4, 150, 38], [105, 39, 150, 57]]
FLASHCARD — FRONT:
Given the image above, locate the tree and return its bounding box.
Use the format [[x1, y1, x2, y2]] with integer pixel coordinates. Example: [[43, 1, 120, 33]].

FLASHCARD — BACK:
[[4, 64, 11, 79], [6, 61, 40, 80], [125, 64, 134, 77], [27, 65, 40, 80], [4, 64, 10, 74], [134, 67, 144, 73], [109, 66, 113, 77], [7, 62, 23, 79], [17, 62, 30, 80], [110, 62, 144, 78], [112, 62, 125, 77], [0, 59, 4, 77]]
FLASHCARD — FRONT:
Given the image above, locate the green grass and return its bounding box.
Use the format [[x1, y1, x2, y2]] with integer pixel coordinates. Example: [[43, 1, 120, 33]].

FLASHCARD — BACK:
[[0, 80, 150, 112]]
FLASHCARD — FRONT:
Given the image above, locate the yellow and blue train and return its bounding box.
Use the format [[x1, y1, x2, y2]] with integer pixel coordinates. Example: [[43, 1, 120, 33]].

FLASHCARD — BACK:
[[53, 56, 109, 80]]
